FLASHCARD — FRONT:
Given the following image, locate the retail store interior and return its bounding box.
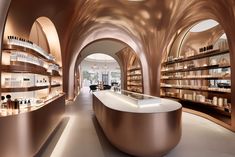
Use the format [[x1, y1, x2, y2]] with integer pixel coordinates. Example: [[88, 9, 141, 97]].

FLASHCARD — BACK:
[[0, 0, 235, 157]]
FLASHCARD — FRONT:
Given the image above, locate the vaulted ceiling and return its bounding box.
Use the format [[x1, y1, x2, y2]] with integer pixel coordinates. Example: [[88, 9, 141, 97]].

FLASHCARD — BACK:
[[1, 0, 235, 99]]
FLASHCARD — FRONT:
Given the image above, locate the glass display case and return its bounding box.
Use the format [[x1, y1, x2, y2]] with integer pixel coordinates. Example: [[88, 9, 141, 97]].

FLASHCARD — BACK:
[[111, 90, 160, 106]]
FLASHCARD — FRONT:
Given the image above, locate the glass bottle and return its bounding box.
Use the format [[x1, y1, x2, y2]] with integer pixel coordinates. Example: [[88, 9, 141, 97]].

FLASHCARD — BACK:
[[6, 94, 12, 114], [1, 96, 5, 109]]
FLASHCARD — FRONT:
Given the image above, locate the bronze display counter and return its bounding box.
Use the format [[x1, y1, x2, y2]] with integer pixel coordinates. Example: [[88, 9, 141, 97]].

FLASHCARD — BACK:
[[93, 90, 182, 157], [0, 94, 65, 157]]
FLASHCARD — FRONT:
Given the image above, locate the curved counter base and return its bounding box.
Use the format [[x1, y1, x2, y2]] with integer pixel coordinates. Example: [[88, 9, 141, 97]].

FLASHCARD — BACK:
[[0, 94, 65, 157], [93, 92, 182, 157]]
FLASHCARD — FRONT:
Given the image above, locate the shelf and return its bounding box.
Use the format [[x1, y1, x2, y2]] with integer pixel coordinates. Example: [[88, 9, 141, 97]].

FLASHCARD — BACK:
[[161, 64, 230, 74], [1, 63, 61, 77], [1, 84, 62, 93], [127, 74, 142, 76], [51, 84, 62, 88], [1, 64, 49, 75], [161, 86, 231, 93], [162, 49, 229, 66], [127, 90, 142, 94], [127, 79, 142, 81], [3, 44, 58, 65], [161, 95, 231, 116], [127, 67, 141, 71], [1, 85, 49, 93], [51, 70, 61, 77], [127, 84, 142, 87], [161, 76, 231, 80]]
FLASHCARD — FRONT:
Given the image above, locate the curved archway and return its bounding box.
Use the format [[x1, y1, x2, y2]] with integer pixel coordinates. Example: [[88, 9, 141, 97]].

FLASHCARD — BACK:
[[0, 1, 11, 48], [75, 39, 125, 65], [71, 39, 128, 99], [79, 53, 122, 90], [67, 26, 150, 99], [28, 16, 63, 96], [29, 16, 62, 66]]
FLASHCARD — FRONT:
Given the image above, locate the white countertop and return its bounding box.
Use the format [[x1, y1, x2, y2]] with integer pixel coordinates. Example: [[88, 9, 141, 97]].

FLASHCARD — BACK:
[[93, 90, 182, 113]]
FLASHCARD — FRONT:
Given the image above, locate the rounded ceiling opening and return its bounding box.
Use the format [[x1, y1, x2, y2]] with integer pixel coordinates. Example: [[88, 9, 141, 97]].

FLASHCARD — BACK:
[[190, 19, 219, 33]]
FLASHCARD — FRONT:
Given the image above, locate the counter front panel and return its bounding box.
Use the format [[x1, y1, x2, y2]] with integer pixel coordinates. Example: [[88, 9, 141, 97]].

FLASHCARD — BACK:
[[93, 90, 182, 157]]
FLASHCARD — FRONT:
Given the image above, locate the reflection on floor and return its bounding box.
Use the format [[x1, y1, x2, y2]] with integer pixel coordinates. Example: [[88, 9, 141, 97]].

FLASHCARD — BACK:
[[42, 88, 235, 157]]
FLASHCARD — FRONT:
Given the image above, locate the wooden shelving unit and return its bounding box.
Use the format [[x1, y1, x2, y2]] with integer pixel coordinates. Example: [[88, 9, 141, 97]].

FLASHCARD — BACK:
[[161, 76, 230, 80], [162, 49, 229, 65], [161, 64, 230, 74], [161, 95, 231, 117], [1, 38, 63, 105], [127, 73, 142, 76], [161, 48, 232, 125], [161, 86, 231, 93], [126, 56, 143, 93], [128, 67, 142, 71], [127, 84, 142, 87], [127, 66, 143, 93], [3, 44, 58, 65], [1, 64, 61, 77], [2, 85, 50, 92], [51, 84, 62, 88]]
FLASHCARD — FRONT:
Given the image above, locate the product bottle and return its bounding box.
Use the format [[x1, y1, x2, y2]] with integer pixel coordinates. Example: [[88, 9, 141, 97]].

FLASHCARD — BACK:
[[193, 92, 196, 101], [213, 97, 217, 106], [14, 99, 20, 111], [6, 95, 12, 113], [1, 96, 5, 109], [27, 99, 31, 106], [218, 98, 223, 108]]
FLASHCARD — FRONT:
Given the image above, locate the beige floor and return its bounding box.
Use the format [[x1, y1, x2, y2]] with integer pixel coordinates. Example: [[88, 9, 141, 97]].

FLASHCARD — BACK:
[[42, 88, 235, 157]]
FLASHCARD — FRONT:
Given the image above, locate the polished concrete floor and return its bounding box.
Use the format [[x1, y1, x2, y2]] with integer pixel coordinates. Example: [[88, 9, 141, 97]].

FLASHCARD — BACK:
[[42, 88, 235, 157]]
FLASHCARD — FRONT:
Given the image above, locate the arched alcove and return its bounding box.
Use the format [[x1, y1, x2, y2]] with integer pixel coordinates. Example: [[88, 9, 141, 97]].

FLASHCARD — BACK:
[[161, 19, 232, 130], [116, 47, 144, 93], [71, 39, 125, 98], [0, 8, 66, 156], [66, 25, 150, 100], [28, 17, 63, 96], [29, 17, 62, 67], [1, 15, 63, 102], [79, 53, 121, 91]]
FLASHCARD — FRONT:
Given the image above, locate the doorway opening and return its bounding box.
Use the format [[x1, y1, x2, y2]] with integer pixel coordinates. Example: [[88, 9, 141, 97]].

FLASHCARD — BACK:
[[80, 53, 121, 92]]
